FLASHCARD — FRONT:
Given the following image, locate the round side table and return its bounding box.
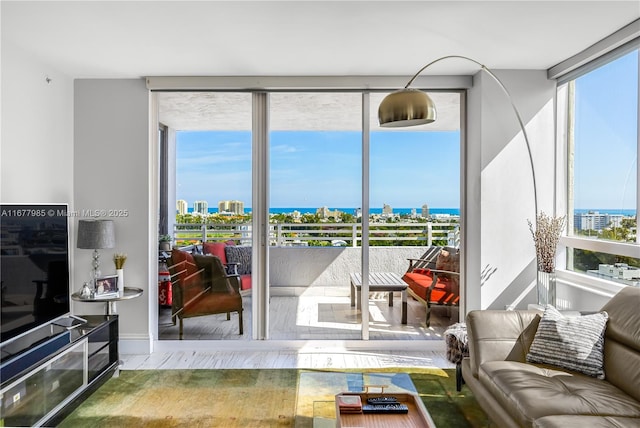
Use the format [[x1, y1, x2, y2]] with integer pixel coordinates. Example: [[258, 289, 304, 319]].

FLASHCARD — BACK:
[[72, 287, 144, 315]]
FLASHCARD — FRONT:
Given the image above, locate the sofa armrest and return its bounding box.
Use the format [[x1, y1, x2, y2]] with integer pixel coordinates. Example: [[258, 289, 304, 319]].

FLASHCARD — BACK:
[[466, 309, 541, 379]]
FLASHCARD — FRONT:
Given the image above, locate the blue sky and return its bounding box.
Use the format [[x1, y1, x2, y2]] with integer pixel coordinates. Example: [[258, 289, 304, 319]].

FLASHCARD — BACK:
[[176, 50, 638, 212], [176, 129, 460, 209], [573, 50, 638, 210]]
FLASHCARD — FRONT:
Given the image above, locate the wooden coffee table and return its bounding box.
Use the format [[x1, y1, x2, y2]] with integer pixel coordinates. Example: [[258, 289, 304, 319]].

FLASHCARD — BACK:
[[296, 371, 435, 428], [350, 272, 408, 324]]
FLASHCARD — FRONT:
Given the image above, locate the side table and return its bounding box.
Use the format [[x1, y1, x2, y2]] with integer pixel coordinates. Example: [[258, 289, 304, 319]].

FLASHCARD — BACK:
[[72, 287, 144, 315]]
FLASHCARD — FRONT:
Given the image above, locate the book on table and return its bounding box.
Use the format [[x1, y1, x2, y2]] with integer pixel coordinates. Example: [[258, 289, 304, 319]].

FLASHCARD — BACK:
[[336, 394, 362, 413]]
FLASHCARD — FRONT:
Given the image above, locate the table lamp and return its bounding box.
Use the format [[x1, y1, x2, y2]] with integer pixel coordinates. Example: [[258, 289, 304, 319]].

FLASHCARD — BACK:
[[77, 219, 115, 287]]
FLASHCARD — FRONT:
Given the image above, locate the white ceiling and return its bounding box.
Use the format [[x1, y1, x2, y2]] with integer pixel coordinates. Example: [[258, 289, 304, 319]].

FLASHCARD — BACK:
[[2, 1, 639, 79], [3, 1, 638, 130]]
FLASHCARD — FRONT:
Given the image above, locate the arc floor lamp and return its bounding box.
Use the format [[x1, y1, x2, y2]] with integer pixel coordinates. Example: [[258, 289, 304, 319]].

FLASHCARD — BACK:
[[378, 55, 538, 217], [378, 55, 542, 298]]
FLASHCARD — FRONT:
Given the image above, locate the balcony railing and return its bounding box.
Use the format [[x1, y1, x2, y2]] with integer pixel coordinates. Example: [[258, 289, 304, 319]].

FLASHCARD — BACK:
[[173, 221, 460, 247]]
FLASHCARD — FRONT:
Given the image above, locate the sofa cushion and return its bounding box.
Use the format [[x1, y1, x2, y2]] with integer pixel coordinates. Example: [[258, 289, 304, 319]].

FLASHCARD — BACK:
[[479, 360, 640, 426], [225, 246, 252, 275], [527, 306, 608, 379], [533, 415, 640, 428]]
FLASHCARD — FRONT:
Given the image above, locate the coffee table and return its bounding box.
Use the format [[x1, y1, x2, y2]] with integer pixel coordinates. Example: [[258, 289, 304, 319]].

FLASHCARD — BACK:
[[296, 371, 435, 427], [350, 272, 408, 324]]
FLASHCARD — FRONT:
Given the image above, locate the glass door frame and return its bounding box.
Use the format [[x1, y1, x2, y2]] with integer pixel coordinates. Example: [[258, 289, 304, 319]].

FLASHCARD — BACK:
[[148, 76, 469, 345]]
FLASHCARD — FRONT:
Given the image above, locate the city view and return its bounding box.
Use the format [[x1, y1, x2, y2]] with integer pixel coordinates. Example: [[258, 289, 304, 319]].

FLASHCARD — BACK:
[[169, 67, 638, 278]]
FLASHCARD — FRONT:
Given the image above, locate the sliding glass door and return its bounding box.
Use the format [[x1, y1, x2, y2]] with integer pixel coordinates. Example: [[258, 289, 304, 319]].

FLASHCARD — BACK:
[[268, 92, 363, 340], [157, 92, 253, 341], [368, 92, 462, 338], [155, 88, 463, 342]]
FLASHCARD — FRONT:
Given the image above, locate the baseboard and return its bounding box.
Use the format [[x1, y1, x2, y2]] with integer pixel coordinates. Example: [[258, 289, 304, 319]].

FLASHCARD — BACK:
[[119, 335, 152, 355]]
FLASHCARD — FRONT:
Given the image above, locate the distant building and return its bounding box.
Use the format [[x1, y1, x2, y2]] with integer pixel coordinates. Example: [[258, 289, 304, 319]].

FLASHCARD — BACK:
[[382, 204, 392, 215], [411, 208, 417, 218], [355, 208, 362, 218], [316, 206, 341, 219], [574, 211, 623, 231], [193, 200, 208, 215], [421, 204, 430, 218], [219, 200, 244, 215], [176, 199, 187, 215]]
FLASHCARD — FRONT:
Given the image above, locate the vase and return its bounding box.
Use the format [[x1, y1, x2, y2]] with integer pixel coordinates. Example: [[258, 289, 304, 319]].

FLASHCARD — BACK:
[[537, 270, 556, 307], [116, 269, 124, 297]]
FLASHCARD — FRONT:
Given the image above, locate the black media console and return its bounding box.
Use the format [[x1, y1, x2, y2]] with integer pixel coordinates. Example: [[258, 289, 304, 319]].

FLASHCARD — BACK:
[[0, 315, 119, 427]]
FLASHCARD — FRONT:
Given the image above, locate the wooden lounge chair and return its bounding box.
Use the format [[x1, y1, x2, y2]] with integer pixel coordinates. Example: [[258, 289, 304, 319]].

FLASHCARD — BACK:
[[168, 249, 243, 339], [402, 246, 460, 327]]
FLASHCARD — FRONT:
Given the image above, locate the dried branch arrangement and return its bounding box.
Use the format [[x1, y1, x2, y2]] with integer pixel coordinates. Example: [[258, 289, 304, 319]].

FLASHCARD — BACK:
[[113, 253, 127, 270], [528, 212, 565, 273]]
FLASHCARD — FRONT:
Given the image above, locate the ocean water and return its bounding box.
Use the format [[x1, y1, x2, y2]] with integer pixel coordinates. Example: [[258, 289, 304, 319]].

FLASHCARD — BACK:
[[184, 207, 637, 217], [187, 207, 462, 216]]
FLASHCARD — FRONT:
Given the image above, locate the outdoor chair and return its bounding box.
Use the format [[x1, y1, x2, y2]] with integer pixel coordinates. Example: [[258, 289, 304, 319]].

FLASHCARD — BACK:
[[402, 246, 460, 327], [168, 249, 243, 339]]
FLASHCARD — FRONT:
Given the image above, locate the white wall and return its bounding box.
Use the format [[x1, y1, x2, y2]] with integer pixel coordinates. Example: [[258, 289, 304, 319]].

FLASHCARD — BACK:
[[471, 70, 557, 310], [270, 246, 426, 287], [1, 38, 74, 203], [73, 79, 151, 353]]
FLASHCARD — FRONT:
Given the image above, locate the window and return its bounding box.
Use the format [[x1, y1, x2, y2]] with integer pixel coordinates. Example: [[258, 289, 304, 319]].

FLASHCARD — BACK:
[[561, 47, 639, 287]]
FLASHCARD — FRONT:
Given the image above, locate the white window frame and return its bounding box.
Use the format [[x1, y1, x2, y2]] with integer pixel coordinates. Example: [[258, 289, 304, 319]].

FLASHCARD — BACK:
[[555, 40, 640, 293]]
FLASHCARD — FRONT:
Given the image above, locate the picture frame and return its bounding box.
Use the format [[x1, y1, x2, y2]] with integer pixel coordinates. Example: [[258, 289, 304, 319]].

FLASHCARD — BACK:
[[94, 275, 119, 298]]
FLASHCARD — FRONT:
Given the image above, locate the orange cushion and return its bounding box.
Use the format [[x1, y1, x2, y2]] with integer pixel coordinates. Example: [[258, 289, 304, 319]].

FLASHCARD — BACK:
[[402, 271, 457, 304], [240, 274, 251, 291]]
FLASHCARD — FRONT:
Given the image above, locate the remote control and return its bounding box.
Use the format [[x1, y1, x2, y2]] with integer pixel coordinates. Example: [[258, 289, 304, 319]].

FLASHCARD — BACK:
[[362, 403, 409, 414], [367, 396, 399, 405]]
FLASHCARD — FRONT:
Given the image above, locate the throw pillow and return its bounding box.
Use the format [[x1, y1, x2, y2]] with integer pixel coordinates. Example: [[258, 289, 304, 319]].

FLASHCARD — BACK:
[[224, 246, 252, 275], [202, 242, 228, 263], [436, 248, 459, 281], [526, 305, 608, 379], [435, 249, 451, 271]]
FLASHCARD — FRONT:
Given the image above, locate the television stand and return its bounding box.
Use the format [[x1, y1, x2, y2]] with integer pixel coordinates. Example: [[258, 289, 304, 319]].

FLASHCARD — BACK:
[[0, 315, 119, 427]]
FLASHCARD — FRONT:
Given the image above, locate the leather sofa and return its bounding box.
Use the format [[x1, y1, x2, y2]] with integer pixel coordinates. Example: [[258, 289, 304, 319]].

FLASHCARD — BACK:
[[462, 286, 640, 427]]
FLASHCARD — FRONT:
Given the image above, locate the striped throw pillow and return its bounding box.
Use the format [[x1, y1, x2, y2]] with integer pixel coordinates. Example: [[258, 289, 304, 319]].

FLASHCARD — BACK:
[[526, 305, 608, 379]]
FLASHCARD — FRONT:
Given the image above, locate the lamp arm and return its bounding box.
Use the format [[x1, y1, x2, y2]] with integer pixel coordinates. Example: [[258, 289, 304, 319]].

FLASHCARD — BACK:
[[404, 55, 538, 217]]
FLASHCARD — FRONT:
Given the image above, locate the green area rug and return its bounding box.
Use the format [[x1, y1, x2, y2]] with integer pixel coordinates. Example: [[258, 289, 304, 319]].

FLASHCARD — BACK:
[[60, 368, 488, 427]]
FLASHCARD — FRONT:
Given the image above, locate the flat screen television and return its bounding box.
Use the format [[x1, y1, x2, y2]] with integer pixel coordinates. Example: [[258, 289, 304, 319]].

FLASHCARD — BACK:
[[0, 204, 70, 343]]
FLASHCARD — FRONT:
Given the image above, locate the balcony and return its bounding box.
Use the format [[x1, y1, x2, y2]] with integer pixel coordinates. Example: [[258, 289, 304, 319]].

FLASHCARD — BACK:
[[158, 221, 460, 340], [170, 220, 458, 287]]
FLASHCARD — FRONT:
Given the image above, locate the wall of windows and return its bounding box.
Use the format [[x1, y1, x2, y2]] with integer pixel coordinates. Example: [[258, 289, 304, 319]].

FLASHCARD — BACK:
[[559, 45, 639, 289]]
